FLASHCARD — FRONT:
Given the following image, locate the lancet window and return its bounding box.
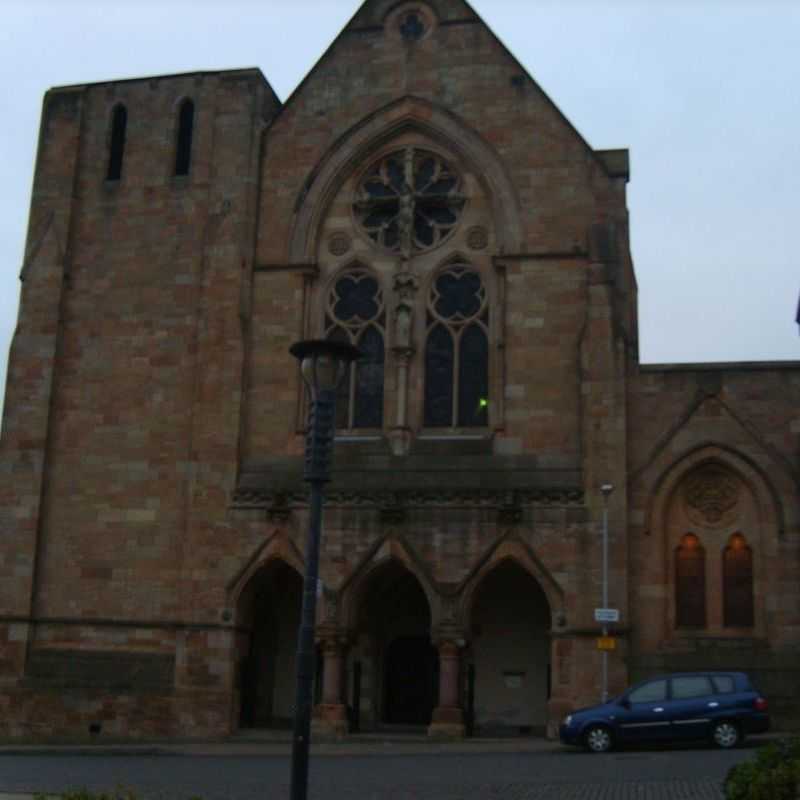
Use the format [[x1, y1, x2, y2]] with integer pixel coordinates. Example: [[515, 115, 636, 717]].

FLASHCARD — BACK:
[[675, 533, 706, 628], [723, 533, 754, 627], [325, 270, 385, 430], [107, 104, 127, 181], [174, 98, 195, 177], [424, 264, 489, 428]]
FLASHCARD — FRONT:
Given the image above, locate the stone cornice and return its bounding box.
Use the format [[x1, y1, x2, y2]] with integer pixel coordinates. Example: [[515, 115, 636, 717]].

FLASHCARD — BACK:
[[230, 487, 585, 511]]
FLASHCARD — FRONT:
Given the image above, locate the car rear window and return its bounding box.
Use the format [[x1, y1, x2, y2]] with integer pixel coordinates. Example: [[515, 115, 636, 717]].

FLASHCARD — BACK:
[[711, 675, 736, 694], [672, 675, 713, 700]]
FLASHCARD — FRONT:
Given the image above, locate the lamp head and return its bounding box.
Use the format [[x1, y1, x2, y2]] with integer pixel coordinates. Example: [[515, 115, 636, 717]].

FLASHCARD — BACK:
[[289, 339, 361, 395], [600, 483, 614, 497]]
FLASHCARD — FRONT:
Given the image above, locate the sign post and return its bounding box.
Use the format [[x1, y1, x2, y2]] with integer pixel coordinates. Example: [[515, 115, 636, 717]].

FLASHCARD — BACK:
[[600, 484, 614, 703]]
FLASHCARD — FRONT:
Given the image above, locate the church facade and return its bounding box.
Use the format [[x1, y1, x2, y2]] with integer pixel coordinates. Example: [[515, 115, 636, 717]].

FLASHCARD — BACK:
[[1, 0, 799, 741]]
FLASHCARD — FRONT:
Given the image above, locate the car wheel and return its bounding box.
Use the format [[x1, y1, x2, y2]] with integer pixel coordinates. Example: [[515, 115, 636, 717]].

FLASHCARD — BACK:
[[584, 725, 613, 753], [712, 720, 740, 749]]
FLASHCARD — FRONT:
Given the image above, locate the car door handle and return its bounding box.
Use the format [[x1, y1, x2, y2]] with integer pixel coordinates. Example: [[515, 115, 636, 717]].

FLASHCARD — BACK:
[[653, 708, 664, 712], [708, 702, 719, 708]]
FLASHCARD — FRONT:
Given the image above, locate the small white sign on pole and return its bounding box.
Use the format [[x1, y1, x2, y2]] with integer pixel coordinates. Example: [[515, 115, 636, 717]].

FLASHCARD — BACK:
[[594, 608, 620, 623]]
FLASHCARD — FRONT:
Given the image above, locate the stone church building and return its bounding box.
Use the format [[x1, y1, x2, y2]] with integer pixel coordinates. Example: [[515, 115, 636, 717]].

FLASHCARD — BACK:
[[1, 0, 799, 741]]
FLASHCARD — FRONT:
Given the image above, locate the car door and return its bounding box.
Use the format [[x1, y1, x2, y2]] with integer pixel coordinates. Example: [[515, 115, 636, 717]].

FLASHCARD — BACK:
[[617, 678, 671, 743], [666, 675, 716, 741]]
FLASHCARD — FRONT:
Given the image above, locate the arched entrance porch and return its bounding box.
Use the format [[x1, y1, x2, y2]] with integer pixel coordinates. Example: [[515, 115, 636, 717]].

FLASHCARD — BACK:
[[235, 559, 303, 729], [347, 559, 437, 730], [466, 559, 551, 735]]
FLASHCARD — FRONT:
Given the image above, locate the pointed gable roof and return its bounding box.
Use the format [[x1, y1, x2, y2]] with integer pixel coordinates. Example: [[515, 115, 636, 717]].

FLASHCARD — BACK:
[[271, 0, 624, 179]]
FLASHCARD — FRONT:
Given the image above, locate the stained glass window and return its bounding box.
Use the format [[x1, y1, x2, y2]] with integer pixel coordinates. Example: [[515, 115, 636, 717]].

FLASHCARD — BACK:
[[675, 534, 706, 628], [723, 534, 754, 627], [354, 148, 464, 255], [424, 325, 454, 427], [424, 265, 489, 428], [325, 270, 384, 430]]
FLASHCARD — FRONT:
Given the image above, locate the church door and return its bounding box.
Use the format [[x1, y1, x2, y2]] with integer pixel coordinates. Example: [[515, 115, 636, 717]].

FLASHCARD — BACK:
[[384, 635, 438, 724]]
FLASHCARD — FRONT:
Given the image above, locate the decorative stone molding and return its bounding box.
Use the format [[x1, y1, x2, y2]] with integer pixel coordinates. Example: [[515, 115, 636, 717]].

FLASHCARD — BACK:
[[683, 467, 739, 527], [266, 492, 291, 522], [379, 492, 407, 524], [327, 232, 351, 257], [231, 487, 584, 511], [466, 225, 489, 251]]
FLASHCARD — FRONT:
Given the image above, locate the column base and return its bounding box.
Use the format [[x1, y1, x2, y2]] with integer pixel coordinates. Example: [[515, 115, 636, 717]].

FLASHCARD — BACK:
[[311, 704, 348, 739], [388, 426, 414, 456], [546, 697, 572, 739], [427, 707, 465, 739]]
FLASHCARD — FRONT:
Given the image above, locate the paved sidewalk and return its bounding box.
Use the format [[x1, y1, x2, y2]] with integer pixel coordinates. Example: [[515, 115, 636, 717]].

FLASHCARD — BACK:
[[0, 730, 569, 759]]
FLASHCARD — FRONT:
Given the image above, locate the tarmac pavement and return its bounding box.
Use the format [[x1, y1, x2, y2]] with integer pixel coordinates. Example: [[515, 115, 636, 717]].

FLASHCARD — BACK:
[[0, 731, 785, 800]]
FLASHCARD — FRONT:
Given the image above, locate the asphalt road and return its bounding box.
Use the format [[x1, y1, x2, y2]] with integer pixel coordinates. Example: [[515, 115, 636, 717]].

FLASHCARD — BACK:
[[0, 744, 761, 800]]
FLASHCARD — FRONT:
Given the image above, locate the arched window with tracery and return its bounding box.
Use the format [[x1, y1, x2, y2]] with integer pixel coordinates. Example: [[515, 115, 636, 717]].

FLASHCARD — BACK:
[[107, 104, 127, 181], [424, 264, 489, 428], [675, 533, 706, 628], [723, 533, 754, 627], [325, 270, 384, 430], [174, 98, 195, 177]]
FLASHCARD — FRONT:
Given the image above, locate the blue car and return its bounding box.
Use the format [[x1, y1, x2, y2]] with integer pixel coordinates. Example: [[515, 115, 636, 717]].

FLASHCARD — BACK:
[[559, 671, 770, 753]]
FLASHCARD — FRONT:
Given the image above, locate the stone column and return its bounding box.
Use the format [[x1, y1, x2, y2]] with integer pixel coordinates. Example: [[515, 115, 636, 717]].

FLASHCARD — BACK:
[[428, 640, 465, 739], [546, 634, 574, 739], [312, 636, 348, 738], [389, 347, 414, 456]]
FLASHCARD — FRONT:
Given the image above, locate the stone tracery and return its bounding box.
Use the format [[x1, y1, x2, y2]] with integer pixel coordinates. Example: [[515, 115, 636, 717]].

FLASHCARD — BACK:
[[353, 147, 464, 256]]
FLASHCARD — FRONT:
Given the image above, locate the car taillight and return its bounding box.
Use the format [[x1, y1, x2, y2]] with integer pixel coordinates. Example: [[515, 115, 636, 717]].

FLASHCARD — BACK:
[[754, 697, 768, 712]]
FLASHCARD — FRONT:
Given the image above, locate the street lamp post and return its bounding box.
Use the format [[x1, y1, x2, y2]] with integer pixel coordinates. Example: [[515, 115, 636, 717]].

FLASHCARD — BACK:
[[600, 483, 614, 704], [289, 339, 360, 800]]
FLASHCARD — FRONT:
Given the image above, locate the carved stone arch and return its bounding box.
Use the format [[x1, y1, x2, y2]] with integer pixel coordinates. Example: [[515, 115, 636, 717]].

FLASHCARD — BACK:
[[456, 534, 565, 631], [338, 535, 440, 633], [171, 93, 195, 113], [642, 443, 785, 540], [225, 529, 305, 611], [288, 95, 523, 263]]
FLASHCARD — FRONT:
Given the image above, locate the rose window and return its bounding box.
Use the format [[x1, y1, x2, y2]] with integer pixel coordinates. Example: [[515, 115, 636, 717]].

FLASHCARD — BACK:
[[353, 148, 464, 254]]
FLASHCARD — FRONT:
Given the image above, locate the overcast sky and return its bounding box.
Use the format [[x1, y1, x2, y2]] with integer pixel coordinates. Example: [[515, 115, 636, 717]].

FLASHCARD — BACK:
[[1, 0, 797, 417]]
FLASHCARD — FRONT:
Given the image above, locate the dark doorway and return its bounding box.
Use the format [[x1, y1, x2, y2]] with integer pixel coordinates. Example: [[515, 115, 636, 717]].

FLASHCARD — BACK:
[[354, 559, 434, 730], [236, 560, 302, 729], [384, 635, 438, 724]]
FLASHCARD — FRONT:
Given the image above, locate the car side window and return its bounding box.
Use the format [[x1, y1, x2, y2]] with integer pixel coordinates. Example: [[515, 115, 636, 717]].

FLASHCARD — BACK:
[[671, 676, 713, 700], [711, 675, 735, 694], [628, 679, 667, 704]]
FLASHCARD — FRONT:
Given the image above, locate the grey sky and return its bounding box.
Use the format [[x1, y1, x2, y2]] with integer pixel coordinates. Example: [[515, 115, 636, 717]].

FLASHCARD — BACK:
[[1, 0, 797, 418]]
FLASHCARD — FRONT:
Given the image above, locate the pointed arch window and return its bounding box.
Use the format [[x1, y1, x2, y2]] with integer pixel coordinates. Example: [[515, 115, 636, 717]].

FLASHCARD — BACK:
[[107, 104, 127, 181], [174, 99, 195, 177], [424, 264, 489, 428], [325, 270, 384, 429], [723, 534, 754, 627], [675, 533, 706, 628]]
